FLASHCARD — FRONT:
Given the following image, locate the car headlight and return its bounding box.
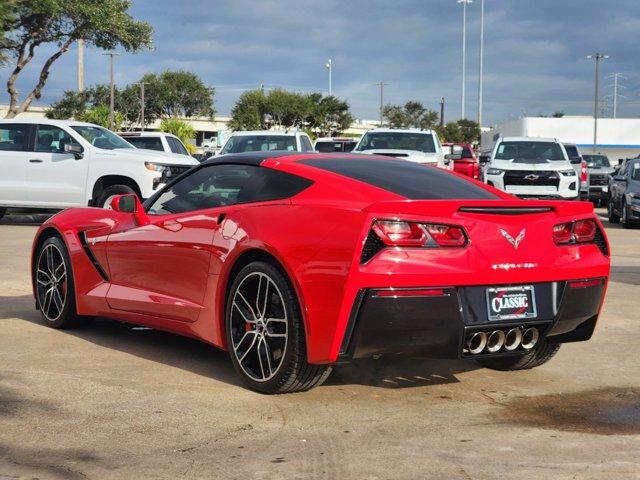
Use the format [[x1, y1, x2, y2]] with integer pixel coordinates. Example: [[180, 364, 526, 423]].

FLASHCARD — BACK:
[[559, 169, 576, 176], [145, 162, 167, 173], [486, 168, 504, 175]]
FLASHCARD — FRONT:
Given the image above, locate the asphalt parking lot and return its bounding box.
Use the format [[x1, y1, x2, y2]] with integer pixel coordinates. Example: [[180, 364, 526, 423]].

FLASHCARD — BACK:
[[1, 211, 639, 480]]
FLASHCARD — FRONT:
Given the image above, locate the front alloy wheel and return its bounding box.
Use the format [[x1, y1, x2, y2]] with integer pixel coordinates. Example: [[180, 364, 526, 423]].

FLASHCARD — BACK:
[[226, 261, 332, 393]]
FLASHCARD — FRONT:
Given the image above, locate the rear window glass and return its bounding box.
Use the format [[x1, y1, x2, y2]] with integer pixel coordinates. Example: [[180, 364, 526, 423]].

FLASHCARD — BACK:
[[299, 158, 497, 199], [125, 136, 164, 151]]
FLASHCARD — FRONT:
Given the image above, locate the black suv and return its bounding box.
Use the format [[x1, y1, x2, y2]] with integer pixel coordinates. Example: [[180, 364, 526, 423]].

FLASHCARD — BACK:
[[608, 158, 640, 228]]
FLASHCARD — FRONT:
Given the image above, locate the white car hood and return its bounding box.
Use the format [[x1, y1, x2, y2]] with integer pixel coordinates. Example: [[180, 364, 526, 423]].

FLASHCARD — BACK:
[[95, 148, 199, 166], [490, 159, 572, 171], [358, 149, 440, 164]]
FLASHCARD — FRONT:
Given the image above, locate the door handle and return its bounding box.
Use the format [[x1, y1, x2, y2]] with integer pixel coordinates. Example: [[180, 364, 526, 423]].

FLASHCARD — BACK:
[[29, 159, 43, 163]]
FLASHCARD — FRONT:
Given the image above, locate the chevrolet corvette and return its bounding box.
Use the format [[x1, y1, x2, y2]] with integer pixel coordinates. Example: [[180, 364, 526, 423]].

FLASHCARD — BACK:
[[31, 152, 610, 393]]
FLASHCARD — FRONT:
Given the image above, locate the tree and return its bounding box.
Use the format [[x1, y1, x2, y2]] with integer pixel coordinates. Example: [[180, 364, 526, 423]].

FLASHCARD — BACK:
[[456, 118, 481, 144], [159, 118, 196, 154], [78, 105, 123, 130], [228, 88, 353, 135], [437, 122, 463, 143], [1, 0, 153, 118], [141, 70, 215, 119], [552, 111, 565, 118], [382, 101, 439, 129]]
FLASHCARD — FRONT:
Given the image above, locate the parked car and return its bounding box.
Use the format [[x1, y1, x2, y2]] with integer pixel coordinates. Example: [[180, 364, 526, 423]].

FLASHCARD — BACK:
[[118, 131, 192, 157], [452, 143, 479, 179], [562, 143, 590, 200], [314, 137, 358, 153], [583, 153, 614, 205], [353, 128, 450, 169], [0, 119, 198, 219], [484, 137, 579, 200], [30, 151, 610, 393], [220, 130, 315, 154], [608, 157, 640, 227]]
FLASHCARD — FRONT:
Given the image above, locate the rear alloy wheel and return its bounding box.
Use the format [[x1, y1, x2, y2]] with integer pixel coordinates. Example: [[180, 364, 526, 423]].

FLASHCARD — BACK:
[[35, 236, 92, 328], [226, 261, 331, 393], [608, 200, 620, 224]]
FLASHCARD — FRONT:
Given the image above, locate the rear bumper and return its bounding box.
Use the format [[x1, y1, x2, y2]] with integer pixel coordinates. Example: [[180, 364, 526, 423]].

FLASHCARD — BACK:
[[337, 278, 606, 361]]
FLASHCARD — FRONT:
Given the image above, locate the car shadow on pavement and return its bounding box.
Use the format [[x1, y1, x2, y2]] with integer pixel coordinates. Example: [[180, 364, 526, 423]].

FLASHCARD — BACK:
[[3, 294, 480, 390], [610, 265, 640, 286]]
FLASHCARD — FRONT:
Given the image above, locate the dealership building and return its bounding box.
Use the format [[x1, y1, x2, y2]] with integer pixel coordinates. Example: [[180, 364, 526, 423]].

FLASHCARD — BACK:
[[481, 116, 640, 164]]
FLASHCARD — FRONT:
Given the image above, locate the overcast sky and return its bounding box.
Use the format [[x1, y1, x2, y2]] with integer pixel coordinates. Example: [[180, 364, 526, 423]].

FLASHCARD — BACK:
[[3, 0, 640, 125]]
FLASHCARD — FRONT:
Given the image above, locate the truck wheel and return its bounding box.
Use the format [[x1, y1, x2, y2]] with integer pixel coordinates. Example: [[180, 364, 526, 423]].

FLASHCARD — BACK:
[[96, 185, 135, 209], [608, 200, 620, 224], [476, 339, 561, 371]]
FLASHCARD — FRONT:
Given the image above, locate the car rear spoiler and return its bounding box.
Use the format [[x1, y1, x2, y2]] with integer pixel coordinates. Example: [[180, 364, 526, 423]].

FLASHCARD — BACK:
[[364, 199, 594, 217]]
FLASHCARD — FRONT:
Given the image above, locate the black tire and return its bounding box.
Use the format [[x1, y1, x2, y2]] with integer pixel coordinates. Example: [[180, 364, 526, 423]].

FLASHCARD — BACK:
[[0, 207, 6, 221], [476, 339, 561, 371], [225, 261, 332, 394], [96, 185, 135, 209], [34, 236, 93, 329], [621, 200, 637, 229], [608, 199, 620, 224]]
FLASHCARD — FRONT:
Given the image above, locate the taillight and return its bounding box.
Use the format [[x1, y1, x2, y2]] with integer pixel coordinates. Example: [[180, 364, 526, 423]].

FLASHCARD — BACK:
[[371, 220, 467, 248], [580, 160, 588, 182], [553, 219, 597, 245]]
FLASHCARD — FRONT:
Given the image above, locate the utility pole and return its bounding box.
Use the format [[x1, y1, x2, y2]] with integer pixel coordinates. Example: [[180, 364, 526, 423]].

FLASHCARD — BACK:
[[103, 52, 121, 131], [440, 97, 445, 126], [77, 39, 84, 92], [325, 58, 332, 96], [607, 73, 626, 118], [135, 82, 148, 131], [587, 53, 608, 152], [477, 0, 484, 128], [377, 82, 389, 126], [458, 0, 472, 119]]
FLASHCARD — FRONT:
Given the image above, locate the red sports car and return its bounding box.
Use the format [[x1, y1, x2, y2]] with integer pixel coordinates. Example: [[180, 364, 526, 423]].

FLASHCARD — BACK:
[[31, 152, 610, 393]]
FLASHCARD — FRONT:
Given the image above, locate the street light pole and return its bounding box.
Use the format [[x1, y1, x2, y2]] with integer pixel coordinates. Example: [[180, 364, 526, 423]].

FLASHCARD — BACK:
[[458, 0, 472, 119], [477, 0, 484, 128], [325, 58, 332, 96], [103, 52, 121, 130], [377, 81, 389, 126], [587, 53, 608, 153]]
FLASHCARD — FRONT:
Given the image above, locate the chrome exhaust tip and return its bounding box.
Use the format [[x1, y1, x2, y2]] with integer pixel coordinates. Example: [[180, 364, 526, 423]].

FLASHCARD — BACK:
[[467, 332, 487, 354], [486, 330, 506, 353], [504, 328, 523, 351], [521, 328, 539, 350]]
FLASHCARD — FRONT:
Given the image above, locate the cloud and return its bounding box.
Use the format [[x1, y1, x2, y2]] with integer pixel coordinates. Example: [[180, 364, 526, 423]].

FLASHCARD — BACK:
[[1, 0, 639, 124]]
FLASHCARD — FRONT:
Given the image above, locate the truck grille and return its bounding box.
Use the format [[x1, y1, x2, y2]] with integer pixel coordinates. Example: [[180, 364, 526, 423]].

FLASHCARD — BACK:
[[590, 174, 608, 186], [504, 170, 559, 188], [167, 165, 192, 178]]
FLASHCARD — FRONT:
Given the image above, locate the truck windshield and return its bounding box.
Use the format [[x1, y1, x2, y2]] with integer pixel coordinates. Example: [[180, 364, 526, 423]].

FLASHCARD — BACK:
[[355, 132, 436, 153], [221, 135, 297, 154], [583, 154, 611, 168], [72, 126, 133, 150], [495, 141, 565, 162]]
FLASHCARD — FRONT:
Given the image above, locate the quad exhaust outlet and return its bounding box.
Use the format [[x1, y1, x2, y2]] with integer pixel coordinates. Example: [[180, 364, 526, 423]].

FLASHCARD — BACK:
[[465, 327, 539, 355]]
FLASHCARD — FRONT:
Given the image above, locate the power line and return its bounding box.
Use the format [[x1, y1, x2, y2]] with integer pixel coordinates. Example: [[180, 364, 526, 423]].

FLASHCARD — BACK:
[[607, 73, 626, 118]]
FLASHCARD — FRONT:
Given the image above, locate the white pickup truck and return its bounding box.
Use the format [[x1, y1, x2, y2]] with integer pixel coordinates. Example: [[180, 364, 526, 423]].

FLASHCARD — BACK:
[[0, 119, 198, 219]]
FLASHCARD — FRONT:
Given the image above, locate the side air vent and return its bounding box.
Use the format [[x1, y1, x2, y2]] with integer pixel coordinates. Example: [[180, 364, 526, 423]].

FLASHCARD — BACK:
[[459, 207, 553, 215], [594, 226, 609, 256], [360, 230, 386, 264], [79, 232, 109, 281]]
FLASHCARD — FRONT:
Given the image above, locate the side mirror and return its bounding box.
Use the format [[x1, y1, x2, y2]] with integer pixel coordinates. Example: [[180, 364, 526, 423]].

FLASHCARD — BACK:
[[445, 154, 461, 161], [479, 156, 491, 164], [64, 143, 84, 159], [109, 194, 149, 225]]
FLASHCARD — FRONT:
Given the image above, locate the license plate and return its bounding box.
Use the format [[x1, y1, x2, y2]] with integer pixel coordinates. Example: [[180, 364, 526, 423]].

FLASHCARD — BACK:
[[486, 285, 537, 321]]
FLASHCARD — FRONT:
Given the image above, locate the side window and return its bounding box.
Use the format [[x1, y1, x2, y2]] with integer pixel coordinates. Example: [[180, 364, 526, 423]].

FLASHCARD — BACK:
[[35, 125, 79, 153], [167, 136, 189, 155], [0, 124, 30, 151], [147, 164, 312, 215], [299, 135, 314, 152]]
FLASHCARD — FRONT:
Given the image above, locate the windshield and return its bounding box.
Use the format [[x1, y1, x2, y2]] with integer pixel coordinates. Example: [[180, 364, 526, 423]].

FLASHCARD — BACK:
[[125, 136, 164, 151], [221, 135, 297, 154], [356, 132, 436, 153], [563, 145, 580, 159], [494, 141, 566, 162], [583, 154, 611, 168], [72, 126, 133, 150], [632, 162, 640, 181]]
